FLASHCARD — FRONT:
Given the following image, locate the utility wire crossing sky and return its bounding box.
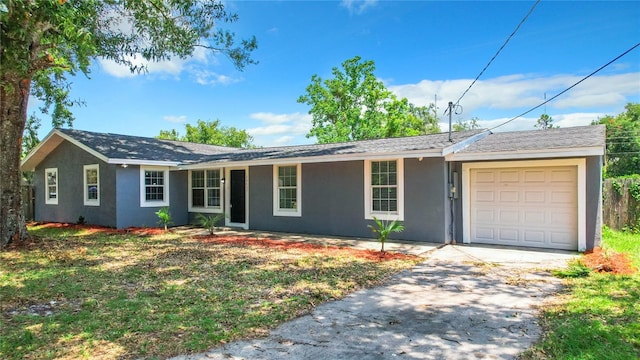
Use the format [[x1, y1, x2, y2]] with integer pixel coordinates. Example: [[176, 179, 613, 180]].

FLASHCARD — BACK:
[[30, 0, 640, 147]]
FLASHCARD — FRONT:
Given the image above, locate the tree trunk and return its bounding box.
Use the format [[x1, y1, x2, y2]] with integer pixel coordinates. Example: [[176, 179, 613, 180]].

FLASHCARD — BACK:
[[0, 76, 30, 247]]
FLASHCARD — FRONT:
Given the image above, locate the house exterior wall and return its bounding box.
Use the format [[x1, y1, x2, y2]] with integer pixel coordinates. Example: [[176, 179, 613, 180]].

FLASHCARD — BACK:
[[34, 141, 117, 227], [248, 158, 448, 242], [586, 155, 603, 249], [115, 167, 189, 228]]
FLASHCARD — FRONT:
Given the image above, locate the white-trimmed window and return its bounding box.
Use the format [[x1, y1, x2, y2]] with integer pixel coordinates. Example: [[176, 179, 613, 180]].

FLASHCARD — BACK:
[[83, 164, 100, 206], [273, 164, 301, 217], [45, 168, 58, 205], [189, 169, 222, 213], [140, 167, 170, 207], [364, 159, 404, 220]]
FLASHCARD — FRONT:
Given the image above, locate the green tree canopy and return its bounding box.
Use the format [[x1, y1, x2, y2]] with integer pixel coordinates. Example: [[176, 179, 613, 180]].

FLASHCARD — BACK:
[[1, 1, 257, 246], [452, 117, 480, 132], [297, 56, 440, 144], [535, 113, 558, 130], [157, 119, 255, 148], [593, 103, 640, 177]]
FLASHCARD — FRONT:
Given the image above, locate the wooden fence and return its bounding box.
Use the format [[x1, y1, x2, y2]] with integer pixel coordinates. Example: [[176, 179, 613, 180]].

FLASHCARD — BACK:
[[603, 178, 640, 232]]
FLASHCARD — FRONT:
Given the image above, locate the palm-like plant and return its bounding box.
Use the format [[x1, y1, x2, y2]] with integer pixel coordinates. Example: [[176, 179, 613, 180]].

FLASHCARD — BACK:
[[368, 216, 405, 253], [155, 207, 173, 232], [195, 213, 225, 235]]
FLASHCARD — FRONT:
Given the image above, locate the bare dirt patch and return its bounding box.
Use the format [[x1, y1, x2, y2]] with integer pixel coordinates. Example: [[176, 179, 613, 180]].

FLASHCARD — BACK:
[[582, 247, 637, 275]]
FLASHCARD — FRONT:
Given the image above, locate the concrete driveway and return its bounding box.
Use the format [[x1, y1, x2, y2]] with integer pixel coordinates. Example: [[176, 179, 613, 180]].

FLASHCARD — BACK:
[[171, 244, 575, 360]]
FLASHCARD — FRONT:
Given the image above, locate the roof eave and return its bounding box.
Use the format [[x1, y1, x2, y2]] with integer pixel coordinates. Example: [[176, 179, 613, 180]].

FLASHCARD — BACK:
[[446, 146, 605, 161], [179, 148, 446, 170], [107, 159, 181, 167]]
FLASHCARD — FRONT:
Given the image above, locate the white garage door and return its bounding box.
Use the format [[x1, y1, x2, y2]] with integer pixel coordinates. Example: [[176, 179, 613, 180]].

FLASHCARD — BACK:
[[470, 166, 578, 250]]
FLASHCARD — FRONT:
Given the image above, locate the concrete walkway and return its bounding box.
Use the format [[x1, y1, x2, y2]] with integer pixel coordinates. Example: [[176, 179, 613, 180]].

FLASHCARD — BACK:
[[170, 230, 576, 360]]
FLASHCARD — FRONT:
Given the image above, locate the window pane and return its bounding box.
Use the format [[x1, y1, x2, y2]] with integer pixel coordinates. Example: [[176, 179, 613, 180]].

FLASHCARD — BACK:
[[279, 188, 297, 209], [48, 186, 57, 199], [86, 169, 97, 184], [279, 166, 296, 187], [47, 172, 57, 186], [207, 188, 220, 207], [206, 170, 220, 188], [192, 189, 204, 207], [192, 171, 204, 188], [87, 186, 98, 200], [146, 186, 164, 201]]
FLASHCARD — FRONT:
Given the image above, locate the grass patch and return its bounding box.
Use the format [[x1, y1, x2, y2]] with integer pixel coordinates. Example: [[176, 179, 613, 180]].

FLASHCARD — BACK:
[[0, 225, 421, 359], [521, 229, 640, 360]]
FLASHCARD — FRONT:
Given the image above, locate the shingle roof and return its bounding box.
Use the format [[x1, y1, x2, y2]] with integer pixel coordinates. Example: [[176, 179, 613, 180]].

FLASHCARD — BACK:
[[193, 129, 485, 164], [457, 125, 605, 154], [57, 128, 239, 164]]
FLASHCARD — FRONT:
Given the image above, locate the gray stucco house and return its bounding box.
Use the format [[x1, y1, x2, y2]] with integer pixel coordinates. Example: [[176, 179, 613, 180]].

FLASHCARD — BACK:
[[21, 125, 605, 251]]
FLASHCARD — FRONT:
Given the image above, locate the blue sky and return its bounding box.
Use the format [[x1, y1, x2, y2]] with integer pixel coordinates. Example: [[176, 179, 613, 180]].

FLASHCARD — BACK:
[[31, 0, 640, 147]]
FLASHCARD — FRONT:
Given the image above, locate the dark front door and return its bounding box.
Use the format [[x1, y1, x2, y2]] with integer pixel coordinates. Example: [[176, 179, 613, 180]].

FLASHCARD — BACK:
[[229, 170, 246, 224]]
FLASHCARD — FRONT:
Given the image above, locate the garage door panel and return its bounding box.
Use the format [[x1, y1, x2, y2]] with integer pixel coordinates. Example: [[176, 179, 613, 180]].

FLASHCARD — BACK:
[[475, 171, 496, 182], [476, 191, 496, 202], [524, 170, 546, 182], [524, 190, 545, 203], [499, 171, 520, 182], [498, 229, 519, 242], [524, 210, 545, 223], [475, 208, 495, 222], [474, 227, 495, 241], [551, 191, 574, 204], [499, 191, 519, 202], [499, 209, 519, 223], [470, 166, 577, 250], [523, 230, 545, 243]]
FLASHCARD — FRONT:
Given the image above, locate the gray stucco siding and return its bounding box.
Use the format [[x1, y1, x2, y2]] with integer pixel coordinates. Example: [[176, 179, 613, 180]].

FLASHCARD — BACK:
[[585, 155, 603, 250], [115, 167, 189, 228], [248, 159, 449, 242], [34, 141, 117, 227]]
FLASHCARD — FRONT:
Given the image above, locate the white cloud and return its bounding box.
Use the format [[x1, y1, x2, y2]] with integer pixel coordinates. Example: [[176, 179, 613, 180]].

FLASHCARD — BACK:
[[389, 72, 640, 115], [341, 0, 377, 15], [192, 69, 241, 86], [274, 136, 295, 145], [163, 115, 187, 123], [98, 55, 187, 78], [247, 112, 311, 136]]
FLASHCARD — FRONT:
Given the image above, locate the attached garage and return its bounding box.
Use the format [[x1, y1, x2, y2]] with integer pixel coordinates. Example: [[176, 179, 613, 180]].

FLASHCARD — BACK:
[[459, 157, 591, 252], [468, 165, 578, 250]]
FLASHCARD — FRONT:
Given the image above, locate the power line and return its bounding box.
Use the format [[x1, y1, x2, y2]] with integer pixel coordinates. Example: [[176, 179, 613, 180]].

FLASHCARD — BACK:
[[490, 41, 640, 131], [453, 0, 540, 107]]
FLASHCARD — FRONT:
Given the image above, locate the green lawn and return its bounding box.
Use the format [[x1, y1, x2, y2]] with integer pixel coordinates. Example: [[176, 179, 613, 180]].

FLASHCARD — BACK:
[[521, 228, 640, 360], [0, 225, 420, 359]]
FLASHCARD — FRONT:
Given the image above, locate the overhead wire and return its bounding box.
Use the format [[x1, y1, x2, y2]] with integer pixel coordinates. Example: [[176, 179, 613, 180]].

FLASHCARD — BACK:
[[489, 41, 640, 131], [452, 0, 541, 108]]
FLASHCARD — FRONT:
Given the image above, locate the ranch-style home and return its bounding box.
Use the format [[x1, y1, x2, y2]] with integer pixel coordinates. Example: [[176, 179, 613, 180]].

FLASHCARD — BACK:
[[21, 125, 605, 251]]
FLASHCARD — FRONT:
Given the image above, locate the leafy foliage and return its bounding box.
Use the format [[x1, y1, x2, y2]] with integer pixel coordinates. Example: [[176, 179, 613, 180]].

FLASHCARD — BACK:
[[1, 0, 257, 245], [195, 212, 225, 235], [452, 117, 480, 132], [367, 216, 405, 253], [297, 56, 440, 144], [534, 113, 558, 130], [155, 207, 173, 231], [157, 119, 254, 148], [593, 103, 640, 177]]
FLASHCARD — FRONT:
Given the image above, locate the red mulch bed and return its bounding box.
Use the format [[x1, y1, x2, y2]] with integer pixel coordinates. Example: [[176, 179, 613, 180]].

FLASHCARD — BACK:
[[27, 222, 167, 236], [18, 223, 416, 261], [193, 234, 417, 261], [582, 247, 638, 275]]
